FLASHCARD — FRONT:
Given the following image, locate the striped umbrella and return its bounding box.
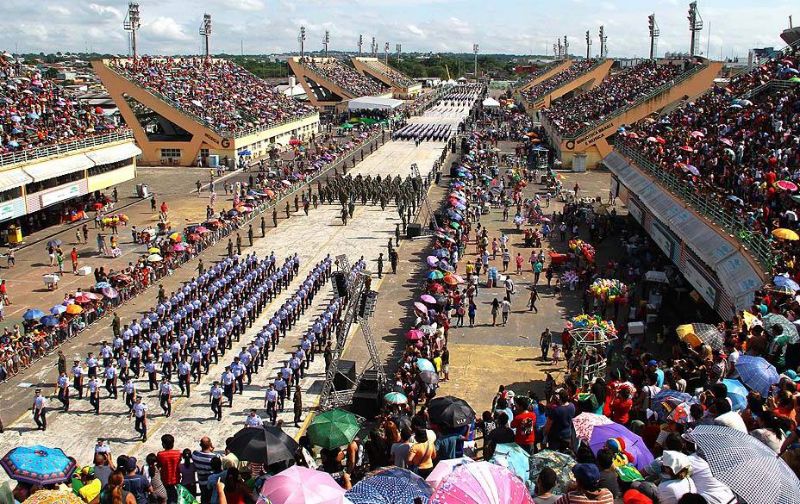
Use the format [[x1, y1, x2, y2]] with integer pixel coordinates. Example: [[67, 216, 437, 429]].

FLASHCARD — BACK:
[[676, 323, 724, 350], [762, 313, 800, 345], [689, 425, 800, 504], [346, 467, 432, 504]]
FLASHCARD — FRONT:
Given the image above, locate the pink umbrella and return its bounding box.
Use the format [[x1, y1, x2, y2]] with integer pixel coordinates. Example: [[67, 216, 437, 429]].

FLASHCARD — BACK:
[[679, 145, 694, 153], [572, 412, 614, 442], [173, 243, 187, 252], [426, 457, 474, 489], [420, 294, 437, 304], [690, 130, 705, 138], [430, 461, 533, 504], [719, 138, 734, 147], [406, 329, 424, 341], [258, 466, 349, 504], [426, 256, 440, 267], [414, 302, 428, 314], [776, 180, 798, 192]]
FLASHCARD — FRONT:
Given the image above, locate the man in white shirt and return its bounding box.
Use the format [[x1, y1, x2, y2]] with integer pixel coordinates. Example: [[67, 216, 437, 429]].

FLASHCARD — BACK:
[[32, 389, 47, 431], [245, 410, 263, 428], [209, 381, 223, 421], [130, 396, 148, 441], [711, 398, 747, 433], [159, 378, 172, 417], [264, 384, 278, 425]]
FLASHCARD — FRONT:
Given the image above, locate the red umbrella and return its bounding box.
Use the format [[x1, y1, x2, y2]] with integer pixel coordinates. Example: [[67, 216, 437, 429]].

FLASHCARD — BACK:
[[406, 329, 424, 341], [679, 145, 694, 152], [429, 283, 445, 294], [74, 293, 94, 304]]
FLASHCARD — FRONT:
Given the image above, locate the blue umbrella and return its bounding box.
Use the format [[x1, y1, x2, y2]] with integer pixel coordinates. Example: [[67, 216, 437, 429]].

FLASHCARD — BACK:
[[490, 443, 531, 485], [416, 358, 435, 372], [736, 355, 780, 397], [22, 309, 46, 321], [346, 466, 433, 504], [773, 275, 800, 292], [446, 210, 463, 221], [433, 249, 449, 259], [427, 270, 443, 280], [722, 379, 748, 411], [95, 281, 111, 289], [49, 304, 67, 315], [1, 445, 76, 485], [27, 112, 39, 119], [651, 390, 692, 420], [40, 316, 60, 326]]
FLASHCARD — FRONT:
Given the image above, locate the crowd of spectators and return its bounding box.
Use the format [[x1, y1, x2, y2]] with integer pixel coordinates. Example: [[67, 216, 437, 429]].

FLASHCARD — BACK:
[[619, 50, 800, 271], [108, 57, 316, 135], [520, 59, 600, 103], [299, 57, 387, 97], [361, 59, 416, 88], [513, 61, 560, 89], [0, 54, 122, 156], [543, 61, 694, 136]]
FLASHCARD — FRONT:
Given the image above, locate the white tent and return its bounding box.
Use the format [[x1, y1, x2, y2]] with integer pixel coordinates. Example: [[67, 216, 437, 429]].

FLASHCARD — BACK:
[[482, 97, 501, 108], [347, 96, 404, 111]]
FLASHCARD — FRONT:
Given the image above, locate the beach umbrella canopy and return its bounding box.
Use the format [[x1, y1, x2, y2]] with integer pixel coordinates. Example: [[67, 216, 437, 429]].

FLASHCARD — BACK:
[[22, 309, 46, 321], [430, 461, 533, 504], [589, 423, 654, 470], [572, 412, 614, 442], [65, 304, 83, 315], [226, 426, 298, 465], [346, 466, 433, 504], [428, 396, 475, 428], [425, 457, 473, 489], [416, 358, 436, 373], [1, 446, 77, 485], [735, 355, 780, 397], [489, 443, 530, 485], [307, 409, 360, 450], [529, 450, 576, 495], [688, 425, 800, 504], [762, 313, 800, 345], [772, 228, 799, 241], [259, 465, 348, 504], [383, 392, 408, 405], [675, 323, 724, 350]]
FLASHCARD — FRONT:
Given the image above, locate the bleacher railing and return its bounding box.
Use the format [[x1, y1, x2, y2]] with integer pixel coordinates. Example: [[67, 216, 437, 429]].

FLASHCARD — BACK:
[[556, 63, 707, 140], [523, 58, 608, 103], [614, 140, 774, 272], [0, 129, 134, 168]]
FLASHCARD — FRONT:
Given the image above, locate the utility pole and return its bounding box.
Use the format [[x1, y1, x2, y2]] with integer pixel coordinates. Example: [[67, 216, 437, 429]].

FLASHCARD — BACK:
[[585, 30, 592, 59], [358, 34, 363, 55], [322, 30, 330, 58], [563, 35, 569, 58], [123, 3, 141, 61], [298, 26, 306, 59], [384, 42, 389, 64], [648, 13, 660, 60], [396, 43, 402, 63], [557, 38, 562, 59], [599, 25, 607, 58], [199, 13, 212, 60], [371, 37, 376, 57], [473, 43, 479, 78], [688, 1, 703, 57]]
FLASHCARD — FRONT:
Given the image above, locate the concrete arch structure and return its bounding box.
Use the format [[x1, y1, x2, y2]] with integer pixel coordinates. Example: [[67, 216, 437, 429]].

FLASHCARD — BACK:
[[288, 57, 393, 112], [518, 59, 614, 111], [351, 57, 422, 99], [515, 59, 573, 92]]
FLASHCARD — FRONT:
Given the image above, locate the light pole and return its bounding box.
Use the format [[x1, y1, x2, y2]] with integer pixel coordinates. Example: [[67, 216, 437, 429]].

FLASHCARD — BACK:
[[688, 1, 704, 56], [473, 43, 479, 79], [123, 3, 141, 61], [298, 26, 306, 59], [199, 14, 212, 60], [585, 30, 592, 59], [322, 30, 330, 58], [648, 14, 660, 60]]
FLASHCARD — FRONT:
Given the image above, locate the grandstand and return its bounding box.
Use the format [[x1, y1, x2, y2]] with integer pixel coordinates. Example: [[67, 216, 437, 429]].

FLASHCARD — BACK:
[[288, 57, 393, 110], [517, 58, 613, 110], [541, 58, 721, 169], [351, 57, 422, 99], [605, 46, 800, 317], [514, 59, 572, 92], [0, 53, 139, 237], [93, 57, 320, 167]]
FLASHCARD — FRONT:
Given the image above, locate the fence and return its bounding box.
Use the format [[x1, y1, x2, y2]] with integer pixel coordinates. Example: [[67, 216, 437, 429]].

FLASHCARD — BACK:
[[0, 130, 134, 168], [614, 140, 774, 272]]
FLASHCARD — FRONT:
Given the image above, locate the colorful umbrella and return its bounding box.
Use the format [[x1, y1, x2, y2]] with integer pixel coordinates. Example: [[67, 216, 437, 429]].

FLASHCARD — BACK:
[[74, 293, 94, 304], [776, 180, 798, 192], [428, 396, 475, 428], [94, 281, 111, 289], [430, 461, 533, 504], [427, 270, 444, 281], [688, 425, 800, 504], [722, 378, 748, 411], [46, 239, 62, 248], [676, 323, 724, 350], [346, 467, 433, 504], [169, 232, 182, 241], [426, 256, 440, 267], [383, 392, 408, 405], [773, 275, 800, 292], [489, 443, 530, 485], [572, 412, 613, 442], [40, 316, 60, 327], [529, 450, 576, 495], [588, 423, 654, 470], [147, 253, 163, 262], [101, 287, 119, 299], [425, 457, 474, 489], [420, 294, 437, 304], [65, 304, 83, 315], [49, 304, 67, 315], [418, 371, 440, 385], [651, 390, 693, 421], [406, 329, 424, 341], [413, 302, 429, 313], [736, 355, 780, 397], [259, 465, 348, 504], [22, 309, 46, 321], [1, 446, 76, 485], [772, 228, 799, 241], [762, 313, 800, 345], [173, 243, 188, 252], [416, 358, 435, 373], [667, 402, 694, 424], [148, 247, 161, 254], [307, 409, 361, 450]]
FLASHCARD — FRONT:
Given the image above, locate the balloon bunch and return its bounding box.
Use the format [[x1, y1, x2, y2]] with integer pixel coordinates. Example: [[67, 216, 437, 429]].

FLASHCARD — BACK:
[[565, 313, 618, 336], [568, 239, 596, 263], [589, 278, 628, 304]]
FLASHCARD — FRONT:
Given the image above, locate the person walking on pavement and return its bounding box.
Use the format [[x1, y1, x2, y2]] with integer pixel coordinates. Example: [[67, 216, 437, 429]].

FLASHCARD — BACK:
[[209, 381, 223, 421], [71, 247, 79, 274], [196, 180, 202, 195], [273, 207, 278, 227], [236, 233, 242, 255], [32, 388, 47, 431], [226, 238, 233, 257], [389, 249, 398, 274], [55, 372, 69, 411], [88, 376, 100, 415], [130, 396, 148, 441], [260, 217, 266, 237], [159, 377, 173, 417], [377, 253, 384, 279], [293, 384, 303, 427], [264, 384, 278, 425], [540, 328, 552, 362], [528, 287, 539, 313]]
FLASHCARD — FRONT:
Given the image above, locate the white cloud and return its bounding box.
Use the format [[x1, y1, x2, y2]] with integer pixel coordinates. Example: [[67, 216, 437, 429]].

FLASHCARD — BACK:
[[87, 3, 123, 20], [46, 5, 70, 16], [407, 24, 425, 38], [144, 17, 192, 42]]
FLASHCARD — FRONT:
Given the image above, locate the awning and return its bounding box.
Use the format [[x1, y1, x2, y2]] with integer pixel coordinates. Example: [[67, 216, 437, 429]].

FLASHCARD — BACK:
[[0, 168, 33, 191], [23, 154, 93, 182], [347, 96, 404, 111], [482, 97, 501, 108], [85, 143, 142, 166]]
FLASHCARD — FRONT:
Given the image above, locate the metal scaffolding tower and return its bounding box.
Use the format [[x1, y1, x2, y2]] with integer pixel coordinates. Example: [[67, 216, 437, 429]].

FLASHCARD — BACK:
[[123, 3, 141, 61], [199, 14, 212, 60], [688, 2, 704, 56], [648, 14, 660, 60]]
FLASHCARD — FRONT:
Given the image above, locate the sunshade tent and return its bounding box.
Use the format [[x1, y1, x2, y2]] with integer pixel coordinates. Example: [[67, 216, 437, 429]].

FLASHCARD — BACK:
[[347, 96, 404, 111]]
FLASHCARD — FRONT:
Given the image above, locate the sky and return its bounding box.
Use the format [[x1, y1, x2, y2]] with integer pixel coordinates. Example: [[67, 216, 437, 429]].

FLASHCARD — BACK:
[[0, 0, 796, 60]]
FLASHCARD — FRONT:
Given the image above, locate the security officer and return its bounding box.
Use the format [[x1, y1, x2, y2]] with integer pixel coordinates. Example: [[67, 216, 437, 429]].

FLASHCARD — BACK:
[[209, 381, 223, 421]]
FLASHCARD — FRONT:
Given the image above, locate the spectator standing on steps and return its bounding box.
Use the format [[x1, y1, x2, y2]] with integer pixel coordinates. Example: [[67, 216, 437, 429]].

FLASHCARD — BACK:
[[540, 328, 552, 362]]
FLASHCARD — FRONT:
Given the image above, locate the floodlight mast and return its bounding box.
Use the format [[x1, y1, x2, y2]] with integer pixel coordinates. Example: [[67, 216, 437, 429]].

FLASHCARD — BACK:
[[298, 26, 306, 59], [396, 43, 402, 62], [473, 43, 479, 78], [199, 14, 212, 60], [599, 25, 608, 58], [323, 30, 330, 58], [358, 34, 363, 55], [648, 14, 660, 60], [123, 3, 141, 61], [585, 30, 592, 59], [384, 42, 390, 64], [688, 2, 704, 56]]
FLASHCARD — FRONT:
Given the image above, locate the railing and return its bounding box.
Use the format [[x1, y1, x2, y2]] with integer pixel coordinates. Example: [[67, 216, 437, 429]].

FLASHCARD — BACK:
[[614, 140, 774, 272], [557, 63, 708, 140], [513, 61, 562, 89], [299, 61, 384, 98], [0, 129, 134, 168], [233, 111, 320, 140], [742, 78, 799, 100], [523, 58, 608, 103], [362, 60, 416, 88]]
